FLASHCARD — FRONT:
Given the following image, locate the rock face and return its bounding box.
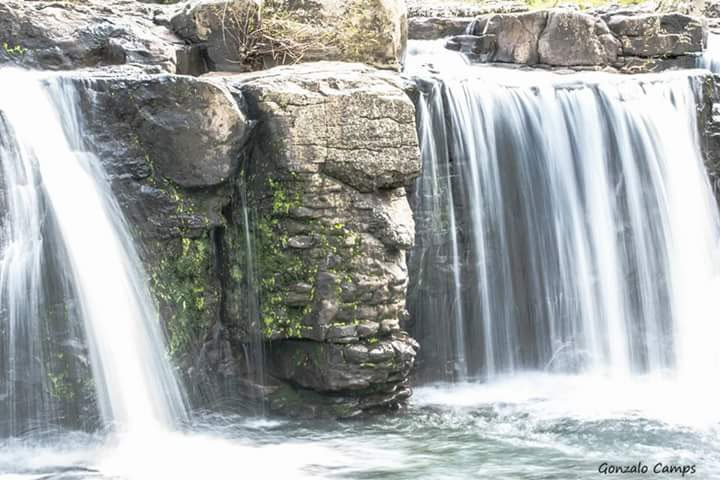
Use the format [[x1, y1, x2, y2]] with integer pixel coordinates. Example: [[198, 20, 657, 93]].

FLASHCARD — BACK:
[[409, 16, 475, 41], [461, 9, 703, 71], [71, 68, 254, 404], [214, 62, 421, 416], [538, 11, 620, 66], [605, 13, 703, 57], [471, 11, 548, 64], [171, 0, 408, 72], [407, 0, 529, 40], [0, 0, 191, 72], [69, 61, 421, 417]]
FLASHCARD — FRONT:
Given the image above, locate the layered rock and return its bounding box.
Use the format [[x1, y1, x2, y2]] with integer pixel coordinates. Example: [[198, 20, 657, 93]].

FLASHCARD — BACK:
[[171, 0, 408, 72], [457, 9, 703, 71], [406, 0, 529, 40], [214, 62, 421, 416], [66, 61, 421, 417], [0, 0, 197, 72]]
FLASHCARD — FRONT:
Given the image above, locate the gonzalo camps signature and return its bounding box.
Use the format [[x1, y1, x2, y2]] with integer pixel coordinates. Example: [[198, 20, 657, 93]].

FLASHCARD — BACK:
[[598, 462, 696, 476]]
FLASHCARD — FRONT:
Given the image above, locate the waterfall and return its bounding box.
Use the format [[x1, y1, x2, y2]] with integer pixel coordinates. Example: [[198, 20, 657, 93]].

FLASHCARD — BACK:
[[0, 70, 187, 435], [408, 55, 720, 382], [700, 32, 720, 73]]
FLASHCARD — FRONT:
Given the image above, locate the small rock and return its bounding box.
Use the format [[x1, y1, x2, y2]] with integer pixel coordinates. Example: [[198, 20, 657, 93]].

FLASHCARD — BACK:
[[368, 344, 395, 362], [288, 235, 315, 248], [327, 324, 358, 340], [380, 319, 400, 334], [357, 322, 380, 338], [344, 345, 370, 363]]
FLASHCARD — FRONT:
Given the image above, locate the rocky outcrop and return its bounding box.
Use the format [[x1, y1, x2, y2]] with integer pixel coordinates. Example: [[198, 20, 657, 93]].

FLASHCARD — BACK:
[[458, 9, 704, 71], [69, 67, 254, 404], [409, 17, 475, 41], [67, 61, 421, 417], [0, 0, 197, 72], [538, 11, 620, 66], [213, 62, 421, 416], [171, 0, 408, 72], [407, 0, 529, 40], [470, 11, 549, 65], [604, 12, 703, 57]]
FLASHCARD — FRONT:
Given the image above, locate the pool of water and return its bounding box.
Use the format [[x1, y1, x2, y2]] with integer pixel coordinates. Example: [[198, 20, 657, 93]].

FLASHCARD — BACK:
[[2, 374, 718, 479]]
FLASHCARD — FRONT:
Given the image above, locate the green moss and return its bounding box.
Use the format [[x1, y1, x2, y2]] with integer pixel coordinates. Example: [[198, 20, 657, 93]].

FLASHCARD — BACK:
[[2, 42, 26, 57], [256, 177, 315, 338], [151, 236, 214, 358], [254, 172, 367, 338]]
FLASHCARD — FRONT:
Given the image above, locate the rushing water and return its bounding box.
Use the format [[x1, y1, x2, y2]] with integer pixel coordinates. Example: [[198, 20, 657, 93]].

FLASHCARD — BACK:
[[0, 70, 187, 435], [408, 43, 720, 385], [1, 375, 719, 479], [701, 32, 720, 73], [1, 45, 720, 479]]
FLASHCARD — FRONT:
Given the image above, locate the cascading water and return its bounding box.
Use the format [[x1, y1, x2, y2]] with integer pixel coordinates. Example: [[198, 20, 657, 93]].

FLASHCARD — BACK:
[[1, 40, 719, 480], [408, 48, 720, 385], [700, 32, 720, 73], [0, 69, 187, 435]]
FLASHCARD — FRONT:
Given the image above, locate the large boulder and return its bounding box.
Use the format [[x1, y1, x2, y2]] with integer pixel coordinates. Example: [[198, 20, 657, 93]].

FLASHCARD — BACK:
[[215, 62, 421, 416], [171, 0, 408, 71], [461, 8, 703, 70], [468, 11, 548, 64], [606, 13, 703, 57], [538, 11, 620, 66], [0, 0, 192, 72]]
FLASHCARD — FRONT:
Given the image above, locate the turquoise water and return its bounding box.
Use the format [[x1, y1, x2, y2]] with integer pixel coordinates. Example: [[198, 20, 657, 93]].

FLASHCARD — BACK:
[[2, 374, 718, 479]]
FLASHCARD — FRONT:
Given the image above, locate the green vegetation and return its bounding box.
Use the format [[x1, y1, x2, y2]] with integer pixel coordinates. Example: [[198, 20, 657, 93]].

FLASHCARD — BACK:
[[2, 42, 26, 57], [254, 174, 364, 339], [256, 176, 314, 338], [151, 236, 215, 358]]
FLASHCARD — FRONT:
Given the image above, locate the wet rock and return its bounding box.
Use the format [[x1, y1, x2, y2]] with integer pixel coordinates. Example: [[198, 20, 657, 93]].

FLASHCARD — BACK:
[[445, 34, 497, 61], [269, 336, 416, 407]]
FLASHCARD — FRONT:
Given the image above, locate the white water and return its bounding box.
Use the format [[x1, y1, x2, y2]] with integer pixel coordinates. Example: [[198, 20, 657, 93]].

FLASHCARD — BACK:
[[408, 42, 720, 386], [0, 70, 187, 433], [701, 32, 720, 73], [1, 43, 719, 480]]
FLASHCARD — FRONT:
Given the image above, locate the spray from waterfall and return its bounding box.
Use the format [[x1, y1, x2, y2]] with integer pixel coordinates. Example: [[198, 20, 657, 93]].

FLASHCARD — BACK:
[[0, 70, 188, 435]]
